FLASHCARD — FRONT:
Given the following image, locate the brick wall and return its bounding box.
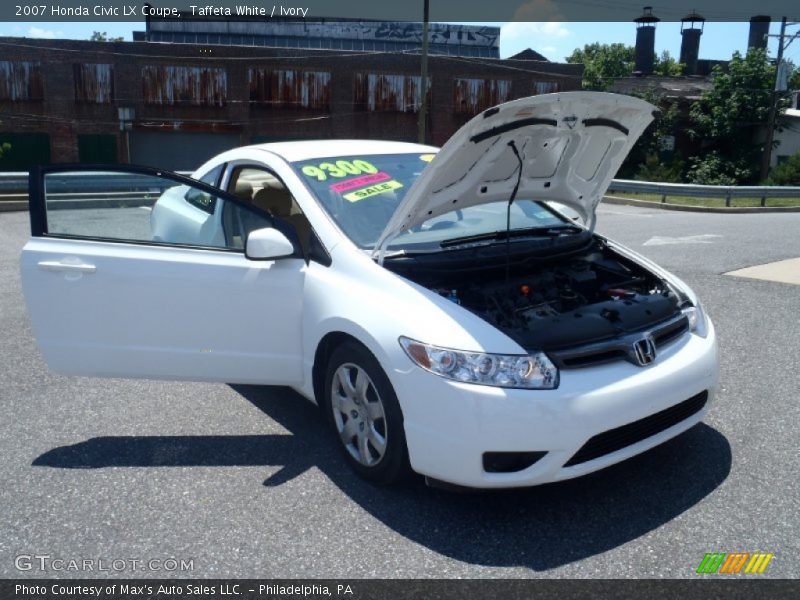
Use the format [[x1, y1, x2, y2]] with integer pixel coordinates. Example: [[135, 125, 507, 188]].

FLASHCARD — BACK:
[[0, 37, 583, 167]]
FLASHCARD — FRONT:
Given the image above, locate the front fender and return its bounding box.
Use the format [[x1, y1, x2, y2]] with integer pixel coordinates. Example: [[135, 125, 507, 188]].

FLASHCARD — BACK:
[[297, 245, 526, 399]]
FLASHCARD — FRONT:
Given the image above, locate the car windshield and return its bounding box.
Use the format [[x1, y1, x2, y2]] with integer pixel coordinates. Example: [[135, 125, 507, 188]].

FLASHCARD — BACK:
[[291, 153, 569, 250]]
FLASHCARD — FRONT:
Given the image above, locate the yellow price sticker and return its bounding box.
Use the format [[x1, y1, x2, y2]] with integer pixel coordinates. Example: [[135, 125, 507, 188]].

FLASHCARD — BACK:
[[343, 180, 404, 202], [301, 159, 378, 181], [419, 154, 435, 162]]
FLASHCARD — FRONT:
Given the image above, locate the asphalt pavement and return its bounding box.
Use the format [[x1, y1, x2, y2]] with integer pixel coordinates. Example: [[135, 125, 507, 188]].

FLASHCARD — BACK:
[[0, 204, 798, 578]]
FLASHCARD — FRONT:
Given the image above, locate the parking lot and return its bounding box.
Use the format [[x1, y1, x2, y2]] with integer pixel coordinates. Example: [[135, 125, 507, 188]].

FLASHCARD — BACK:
[[1, 203, 798, 578]]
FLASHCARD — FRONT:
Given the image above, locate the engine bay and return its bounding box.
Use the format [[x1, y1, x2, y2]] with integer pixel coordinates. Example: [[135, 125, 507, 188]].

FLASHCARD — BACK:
[[388, 239, 682, 351]]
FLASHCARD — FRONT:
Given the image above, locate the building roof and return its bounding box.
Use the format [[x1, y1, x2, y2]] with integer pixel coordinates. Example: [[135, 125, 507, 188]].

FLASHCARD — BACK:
[[610, 76, 712, 101], [507, 49, 550, 62]]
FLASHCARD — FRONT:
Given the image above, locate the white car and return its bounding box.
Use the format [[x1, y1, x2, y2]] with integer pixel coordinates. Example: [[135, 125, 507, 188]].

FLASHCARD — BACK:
[[21, 92, 718, 489]]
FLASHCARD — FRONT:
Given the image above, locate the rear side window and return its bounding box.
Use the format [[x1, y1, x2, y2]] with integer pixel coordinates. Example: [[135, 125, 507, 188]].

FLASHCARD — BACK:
[[184, 163, 225, 214]]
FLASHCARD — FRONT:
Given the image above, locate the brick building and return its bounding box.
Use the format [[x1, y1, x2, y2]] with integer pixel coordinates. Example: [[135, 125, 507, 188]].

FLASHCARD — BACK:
[[0, 35, 582, 171]]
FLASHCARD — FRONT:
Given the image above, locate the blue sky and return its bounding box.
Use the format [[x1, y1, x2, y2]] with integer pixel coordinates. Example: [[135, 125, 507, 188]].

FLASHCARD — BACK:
[[2, 20, 797, 65]]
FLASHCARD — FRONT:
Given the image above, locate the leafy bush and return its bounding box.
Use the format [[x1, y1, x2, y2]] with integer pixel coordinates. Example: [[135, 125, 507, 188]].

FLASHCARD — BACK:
[[634, 154, 685, 182], [766, 151, 800, 186], [686, 152, 753, 186]]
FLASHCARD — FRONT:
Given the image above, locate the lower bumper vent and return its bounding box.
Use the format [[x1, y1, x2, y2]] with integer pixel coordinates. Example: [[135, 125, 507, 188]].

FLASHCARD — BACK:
[[564, 390, 708, 467], [483, 451, 547, 473]]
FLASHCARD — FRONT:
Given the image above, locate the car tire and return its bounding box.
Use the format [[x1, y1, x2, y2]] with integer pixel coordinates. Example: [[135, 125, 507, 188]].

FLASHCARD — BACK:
[[323, 341, 410, 485]]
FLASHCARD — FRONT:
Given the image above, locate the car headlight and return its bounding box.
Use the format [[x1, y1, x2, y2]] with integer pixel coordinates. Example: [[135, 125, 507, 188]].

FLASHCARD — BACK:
[[399, 337, 559, 389], [681, 303, 709, 338]]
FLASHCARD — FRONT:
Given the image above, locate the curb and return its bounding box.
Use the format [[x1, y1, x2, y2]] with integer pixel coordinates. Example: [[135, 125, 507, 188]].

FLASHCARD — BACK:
[[603, 195, 800, 213]]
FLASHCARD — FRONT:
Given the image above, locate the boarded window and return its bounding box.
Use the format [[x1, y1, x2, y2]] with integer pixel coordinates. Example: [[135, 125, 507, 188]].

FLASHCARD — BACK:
[[141, 65, 227, 107], [0, 61, 44, 101], [249, 69, 331, 110], [354, 73, 431, 113], [453, 78, 511, 114], [533, 81, 560, 95], [74, 64, 114, 104]]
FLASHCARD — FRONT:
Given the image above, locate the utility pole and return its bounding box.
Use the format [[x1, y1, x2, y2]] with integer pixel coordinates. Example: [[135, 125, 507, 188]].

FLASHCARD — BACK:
[[417, 0, 430, 144], [760, 17, 787, 182]]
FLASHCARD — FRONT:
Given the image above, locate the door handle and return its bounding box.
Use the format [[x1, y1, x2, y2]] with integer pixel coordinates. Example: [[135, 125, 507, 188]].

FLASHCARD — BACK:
[[38, 260, 97, 274]]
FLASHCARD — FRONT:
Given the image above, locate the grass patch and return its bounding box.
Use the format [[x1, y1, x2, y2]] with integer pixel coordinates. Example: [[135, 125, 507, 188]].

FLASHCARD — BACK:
[[607, 191, 800, 208]]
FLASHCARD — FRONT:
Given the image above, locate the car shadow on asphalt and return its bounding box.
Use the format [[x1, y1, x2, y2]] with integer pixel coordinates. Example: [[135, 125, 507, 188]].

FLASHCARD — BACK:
[[33, 384, 731, 571]]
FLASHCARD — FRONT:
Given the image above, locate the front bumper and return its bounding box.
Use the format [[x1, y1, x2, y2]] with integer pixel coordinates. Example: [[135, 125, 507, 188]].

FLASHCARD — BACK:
[[391, 319, 719, 488]]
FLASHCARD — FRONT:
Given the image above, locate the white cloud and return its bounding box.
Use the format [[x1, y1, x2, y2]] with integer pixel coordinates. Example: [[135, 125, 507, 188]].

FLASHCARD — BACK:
[[501, 21, 571, 41], [27, 27, 63, 39]]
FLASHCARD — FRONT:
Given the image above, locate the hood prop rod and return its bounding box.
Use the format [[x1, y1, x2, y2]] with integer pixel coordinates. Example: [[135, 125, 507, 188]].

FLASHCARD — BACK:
[[505, 140, 524, 284]]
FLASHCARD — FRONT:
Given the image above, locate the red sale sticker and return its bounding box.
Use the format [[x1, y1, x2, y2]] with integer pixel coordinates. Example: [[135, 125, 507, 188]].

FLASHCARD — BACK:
[[330, 171, 391, 193]]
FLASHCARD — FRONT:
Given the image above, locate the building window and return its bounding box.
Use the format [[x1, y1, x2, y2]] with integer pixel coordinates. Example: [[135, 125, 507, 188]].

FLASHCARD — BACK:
[[73, 64, 114, 104], [141, 65, 227, 107], [248, 69, 331, 110], [0, 61, 44, 101], [354, 73, 431, 113], [533, 81, 560, 95], [453, 78, 511, 114]]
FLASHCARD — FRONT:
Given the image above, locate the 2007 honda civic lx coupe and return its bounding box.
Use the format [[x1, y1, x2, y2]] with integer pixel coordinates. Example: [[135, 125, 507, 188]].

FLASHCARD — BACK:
[[21, 92, 718, 488]]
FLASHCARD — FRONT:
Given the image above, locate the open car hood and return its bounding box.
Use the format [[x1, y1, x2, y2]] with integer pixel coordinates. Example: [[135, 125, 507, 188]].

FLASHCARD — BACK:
[[373, 92, 655, 257]]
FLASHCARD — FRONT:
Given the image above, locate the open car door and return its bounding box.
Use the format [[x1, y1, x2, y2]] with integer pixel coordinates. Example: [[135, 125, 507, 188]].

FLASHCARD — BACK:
[[20, 164, 306, 385]]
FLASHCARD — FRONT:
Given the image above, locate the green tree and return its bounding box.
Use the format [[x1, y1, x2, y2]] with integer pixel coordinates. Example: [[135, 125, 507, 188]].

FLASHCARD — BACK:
[[766, 151, 800, 185], [565, 43, 636, 90], [653, 51, 684, 77], [566, 45, 685, 90], [90, 31, 124, 42], [687, 49, 789, 184], [0, 142, 10, 160], [790, 65, 800, 91], [617, 89, 684, 181]]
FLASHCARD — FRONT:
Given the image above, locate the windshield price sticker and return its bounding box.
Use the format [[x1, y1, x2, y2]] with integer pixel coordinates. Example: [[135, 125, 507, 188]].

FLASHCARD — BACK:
[[330, 172, 391, 193], [343, 180, 404, 202], [301, 159, 378, 181]]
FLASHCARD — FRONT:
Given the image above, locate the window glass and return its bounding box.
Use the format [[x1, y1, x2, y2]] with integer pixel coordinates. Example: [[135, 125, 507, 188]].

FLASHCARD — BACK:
[[184, 163, 224, 214], [43, 169, 272, 251], [291, 153, 567, 250], [226, 166, 312, 251]]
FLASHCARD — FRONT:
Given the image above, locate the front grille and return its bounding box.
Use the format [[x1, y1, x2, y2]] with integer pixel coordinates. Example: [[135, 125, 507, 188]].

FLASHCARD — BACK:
[[563, 391, 708, 467], [548, 313, 690, 369]]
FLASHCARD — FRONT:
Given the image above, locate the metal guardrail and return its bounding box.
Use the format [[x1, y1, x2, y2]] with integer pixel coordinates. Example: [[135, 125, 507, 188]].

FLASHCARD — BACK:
[[0, 171, 192, 194], [0, 172, 28, 194], [607, 179, 800, 207], [2, 172, 800, 207]]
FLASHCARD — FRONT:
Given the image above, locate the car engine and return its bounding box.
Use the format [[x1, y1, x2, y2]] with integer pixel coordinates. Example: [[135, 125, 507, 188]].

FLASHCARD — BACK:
[[390, 241, 682, 351]]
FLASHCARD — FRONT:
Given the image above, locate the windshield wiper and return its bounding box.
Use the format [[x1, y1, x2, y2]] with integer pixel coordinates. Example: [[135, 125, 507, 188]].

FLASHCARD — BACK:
[[439, 225, 582, 248]]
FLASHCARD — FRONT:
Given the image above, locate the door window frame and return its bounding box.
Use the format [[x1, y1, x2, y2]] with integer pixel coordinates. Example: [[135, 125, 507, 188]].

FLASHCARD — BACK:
[[29, 163, 303, 259]]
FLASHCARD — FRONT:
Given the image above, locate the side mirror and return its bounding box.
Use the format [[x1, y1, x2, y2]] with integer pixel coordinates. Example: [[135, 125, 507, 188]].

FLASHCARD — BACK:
[[245, 227, 295, 260]]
